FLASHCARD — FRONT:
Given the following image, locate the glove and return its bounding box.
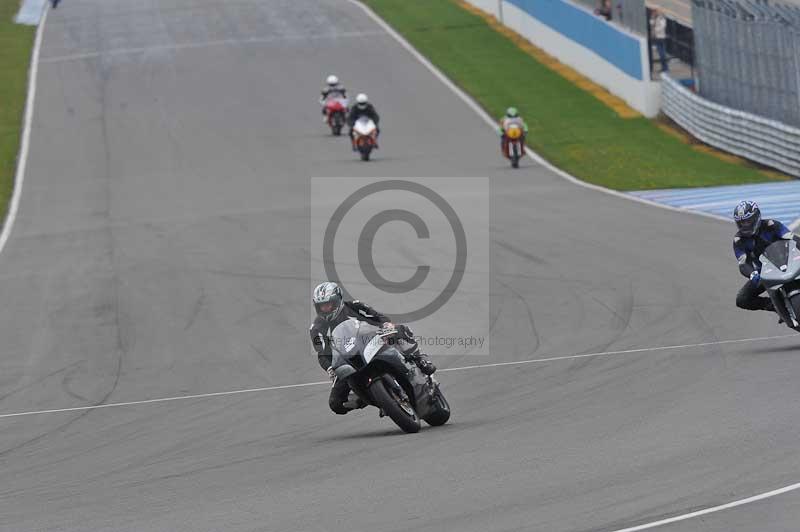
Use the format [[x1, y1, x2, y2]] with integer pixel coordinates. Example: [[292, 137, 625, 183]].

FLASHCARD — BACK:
[[326, 367, 335, 381], [397, 324, 415, 341], [750, 270, 761, 285]]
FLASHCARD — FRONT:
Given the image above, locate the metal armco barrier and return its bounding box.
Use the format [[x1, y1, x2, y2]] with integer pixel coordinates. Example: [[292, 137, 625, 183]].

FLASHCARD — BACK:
[[692, 0, 800, 127], [661, 73, 800, 177]]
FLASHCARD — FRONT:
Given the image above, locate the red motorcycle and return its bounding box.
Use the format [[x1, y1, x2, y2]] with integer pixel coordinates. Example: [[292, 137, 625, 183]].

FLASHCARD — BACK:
[[324, 97, 348, 136]]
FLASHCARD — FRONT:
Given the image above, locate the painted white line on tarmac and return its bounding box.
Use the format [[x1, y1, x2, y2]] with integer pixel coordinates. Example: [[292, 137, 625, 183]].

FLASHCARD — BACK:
[[0, 5, 48, 255], [608, 481, 800, 532], [39, 31, 387, 63], [0, 381, 330, 420], [0, 333, 792, 420], [436, 333, 795, 372]]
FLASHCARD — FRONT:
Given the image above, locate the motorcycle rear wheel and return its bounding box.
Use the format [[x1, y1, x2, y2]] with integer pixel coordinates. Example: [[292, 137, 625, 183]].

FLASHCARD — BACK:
[[371, 378, 420, 433]]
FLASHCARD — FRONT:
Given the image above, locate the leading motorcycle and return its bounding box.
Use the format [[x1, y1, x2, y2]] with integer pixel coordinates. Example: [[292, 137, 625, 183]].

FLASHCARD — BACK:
[[330, 319, 450, 433], [351, 117, 378, 161], [758, 239, 800, 330]]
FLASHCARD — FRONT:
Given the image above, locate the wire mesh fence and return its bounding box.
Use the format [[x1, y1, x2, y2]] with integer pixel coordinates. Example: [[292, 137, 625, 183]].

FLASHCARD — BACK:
[[692, 0, 800, 126]]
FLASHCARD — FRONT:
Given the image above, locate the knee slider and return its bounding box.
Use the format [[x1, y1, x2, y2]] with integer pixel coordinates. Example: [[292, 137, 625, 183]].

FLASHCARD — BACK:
[[329, 398, 349, 415]]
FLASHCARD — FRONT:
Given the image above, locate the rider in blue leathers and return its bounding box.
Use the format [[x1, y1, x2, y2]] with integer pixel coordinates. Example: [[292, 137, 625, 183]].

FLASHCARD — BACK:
[[733, 200, 800, 313]]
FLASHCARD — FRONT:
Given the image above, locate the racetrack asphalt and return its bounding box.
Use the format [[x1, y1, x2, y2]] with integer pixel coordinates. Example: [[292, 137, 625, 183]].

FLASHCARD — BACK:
[[0, 0, 799, 530]]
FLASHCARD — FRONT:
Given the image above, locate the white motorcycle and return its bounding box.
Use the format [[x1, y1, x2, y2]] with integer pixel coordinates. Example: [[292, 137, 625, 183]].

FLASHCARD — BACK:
[[351, 117, 378, 161]]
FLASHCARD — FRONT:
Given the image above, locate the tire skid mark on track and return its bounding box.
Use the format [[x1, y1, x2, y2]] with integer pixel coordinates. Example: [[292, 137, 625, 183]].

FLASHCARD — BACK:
[[497, 278, 542, 356]]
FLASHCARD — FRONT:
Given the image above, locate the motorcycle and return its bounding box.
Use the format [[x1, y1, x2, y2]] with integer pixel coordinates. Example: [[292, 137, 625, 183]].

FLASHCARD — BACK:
[[351, 117, 378, 161], [330, 319, 450, 433], [504, 123, 525, 168], [324, 97, 348, 136], [758, 239, 800, 330]]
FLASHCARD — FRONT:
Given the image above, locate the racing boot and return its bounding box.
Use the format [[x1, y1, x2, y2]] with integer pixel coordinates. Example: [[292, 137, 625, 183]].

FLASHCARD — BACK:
[[342, 395, 366, 412], [410, 352, 436, 375]]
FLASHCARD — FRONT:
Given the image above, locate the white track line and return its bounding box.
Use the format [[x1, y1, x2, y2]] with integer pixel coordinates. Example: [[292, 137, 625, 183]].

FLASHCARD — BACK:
[[39, 31, 386, 63], [609, 482, 800, 532], [347, 0, 731, 226], [435, 333, 794, 372], [0, 381, 329, 419], [0, 333, 792, 420], [0, 5, 47, 255]]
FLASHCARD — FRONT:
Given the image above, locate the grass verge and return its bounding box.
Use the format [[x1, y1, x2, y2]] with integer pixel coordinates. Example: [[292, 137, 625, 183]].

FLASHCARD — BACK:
[[362, 0, 787, 190], [0, 2, 36, 224]]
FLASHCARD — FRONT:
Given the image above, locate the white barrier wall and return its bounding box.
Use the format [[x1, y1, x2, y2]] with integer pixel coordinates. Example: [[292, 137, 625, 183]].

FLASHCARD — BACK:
[[466, 0, 661, 117]]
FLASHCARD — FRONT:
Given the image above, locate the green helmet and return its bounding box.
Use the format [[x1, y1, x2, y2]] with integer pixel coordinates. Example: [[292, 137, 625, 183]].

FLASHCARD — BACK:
[[506, 107, 519, 118]]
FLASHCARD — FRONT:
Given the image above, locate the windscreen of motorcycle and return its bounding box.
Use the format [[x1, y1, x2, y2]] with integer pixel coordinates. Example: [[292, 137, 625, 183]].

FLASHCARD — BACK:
[[764, 240, 790, 268], [760, 240, 800, 283], [326, 97, 348, 109], [353, 117, 375, 136], [330, 319, 383, 368]]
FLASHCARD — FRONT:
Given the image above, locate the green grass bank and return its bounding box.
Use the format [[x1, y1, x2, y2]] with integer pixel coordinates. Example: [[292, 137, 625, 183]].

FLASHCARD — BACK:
[[362, 0, 786, 190], [0, 1, 35, 223]]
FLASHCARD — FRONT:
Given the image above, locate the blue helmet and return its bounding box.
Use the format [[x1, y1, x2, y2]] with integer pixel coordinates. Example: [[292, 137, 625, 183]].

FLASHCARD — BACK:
[[733, 200, 762, 236]]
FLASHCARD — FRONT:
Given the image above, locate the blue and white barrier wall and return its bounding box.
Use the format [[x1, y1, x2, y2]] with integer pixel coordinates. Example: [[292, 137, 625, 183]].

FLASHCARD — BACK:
[[466, 0, 661, 117]]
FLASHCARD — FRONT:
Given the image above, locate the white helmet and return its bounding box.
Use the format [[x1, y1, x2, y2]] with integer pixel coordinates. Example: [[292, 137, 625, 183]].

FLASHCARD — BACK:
[[313, 281, 344, 321], [326, 75, 339, 86], [356, 93, 368, 105]]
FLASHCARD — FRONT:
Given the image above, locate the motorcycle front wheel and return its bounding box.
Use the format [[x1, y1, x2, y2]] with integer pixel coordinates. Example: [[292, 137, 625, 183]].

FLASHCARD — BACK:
[[422, 388, 451, 427], [371, 378, 420, 433], [787, 293, 800, 330]]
